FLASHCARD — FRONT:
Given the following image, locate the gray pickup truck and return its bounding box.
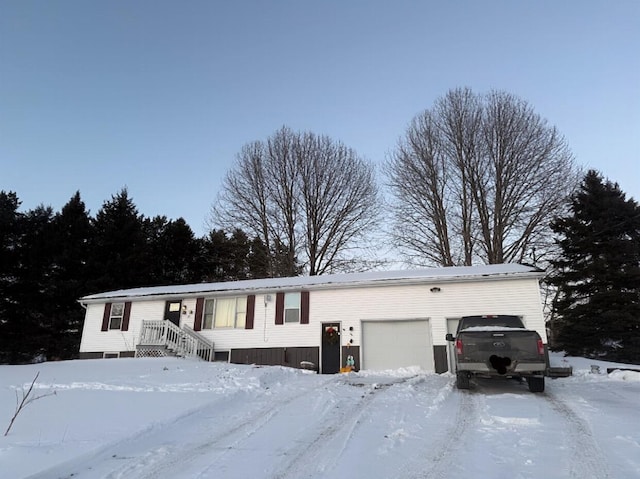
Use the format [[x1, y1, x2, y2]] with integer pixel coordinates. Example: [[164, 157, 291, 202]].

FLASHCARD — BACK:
[[446, 315, 547, 392]]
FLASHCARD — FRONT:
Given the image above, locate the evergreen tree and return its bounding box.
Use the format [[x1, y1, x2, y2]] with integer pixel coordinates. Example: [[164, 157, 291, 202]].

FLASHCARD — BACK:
[[269, 237, 304, 277], [11, 205, 57, 363], [247, 235, 270, 279], [201, 229, 272, 282], [0, 192, 24, 363], [550, 170, 640, 363], [144, 216, 202, 285], [202, 229, 243, 282], [227, 229, 254, 280], [88, 188, 149, 292], [48, 192, 93, 359]]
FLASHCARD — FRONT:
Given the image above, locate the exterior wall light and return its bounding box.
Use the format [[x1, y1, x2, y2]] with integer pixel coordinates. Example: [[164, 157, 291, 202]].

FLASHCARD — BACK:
[[430, 287, 441, 293]]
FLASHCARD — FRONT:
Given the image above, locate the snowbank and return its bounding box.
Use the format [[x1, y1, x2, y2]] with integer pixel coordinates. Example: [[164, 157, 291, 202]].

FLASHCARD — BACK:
[[1, 355, 638, 478]]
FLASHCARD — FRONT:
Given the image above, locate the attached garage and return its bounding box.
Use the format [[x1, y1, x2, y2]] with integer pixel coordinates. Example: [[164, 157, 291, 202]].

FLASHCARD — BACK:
[[362, 319, 433, 371]]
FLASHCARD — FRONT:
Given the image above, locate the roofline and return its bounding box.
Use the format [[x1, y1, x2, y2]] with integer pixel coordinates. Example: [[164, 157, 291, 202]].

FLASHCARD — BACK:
[[78, 266, 544, 305]]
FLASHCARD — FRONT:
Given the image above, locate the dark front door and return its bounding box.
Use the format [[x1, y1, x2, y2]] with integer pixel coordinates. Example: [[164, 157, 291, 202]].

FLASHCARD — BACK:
[[164, 301, 182, 326], [321, 322, 341, 374]]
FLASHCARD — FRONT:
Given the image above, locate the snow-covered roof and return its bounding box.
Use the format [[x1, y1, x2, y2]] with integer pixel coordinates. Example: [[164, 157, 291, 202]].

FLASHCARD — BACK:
[[79, 263, 543, 303]]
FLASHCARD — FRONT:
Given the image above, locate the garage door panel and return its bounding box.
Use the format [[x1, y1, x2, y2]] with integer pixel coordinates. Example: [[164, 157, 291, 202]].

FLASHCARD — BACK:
[[362, 319, 433, 371]]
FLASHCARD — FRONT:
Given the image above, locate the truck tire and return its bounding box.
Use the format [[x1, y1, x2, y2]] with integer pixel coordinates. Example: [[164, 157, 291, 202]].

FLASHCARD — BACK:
[[527, 377, 545, 393], [456, 372, 470, 390]]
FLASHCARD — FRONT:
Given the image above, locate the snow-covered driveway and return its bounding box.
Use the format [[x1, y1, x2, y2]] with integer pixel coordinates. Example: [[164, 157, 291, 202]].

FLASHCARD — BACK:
[[1, 356, 638, 478]]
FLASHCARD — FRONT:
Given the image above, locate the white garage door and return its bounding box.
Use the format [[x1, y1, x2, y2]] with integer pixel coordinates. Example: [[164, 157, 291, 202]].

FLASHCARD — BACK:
[[362, 319, 433, 371]]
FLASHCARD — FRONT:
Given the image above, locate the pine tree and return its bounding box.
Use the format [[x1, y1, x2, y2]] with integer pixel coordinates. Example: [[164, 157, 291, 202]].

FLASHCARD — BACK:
[[550, 170, 640, 363], [0, 192, 24, 363], [48, 192, 93, 359], [144, 216, 202, 285], [88, 188, 149, 292], [201, 229, 273, 282], [15, 205, 57, 362]]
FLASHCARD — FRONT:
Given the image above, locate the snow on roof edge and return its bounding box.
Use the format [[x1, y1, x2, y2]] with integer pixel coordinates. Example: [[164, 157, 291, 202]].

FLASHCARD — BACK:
[[79, 263, 543, 302]]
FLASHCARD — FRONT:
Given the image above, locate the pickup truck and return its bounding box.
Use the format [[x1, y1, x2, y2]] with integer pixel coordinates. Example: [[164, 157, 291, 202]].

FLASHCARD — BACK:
[[446, 315, 547, 392]]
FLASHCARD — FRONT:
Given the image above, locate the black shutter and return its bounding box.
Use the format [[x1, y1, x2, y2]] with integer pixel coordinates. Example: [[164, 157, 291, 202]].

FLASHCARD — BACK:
[[245, 295, 255, 329], [194, 297, 204, 331], [301, 291, 309, 324], [275, 292, 284, 325], [121, 302, 132, 331], [101, 303, 112, 331]]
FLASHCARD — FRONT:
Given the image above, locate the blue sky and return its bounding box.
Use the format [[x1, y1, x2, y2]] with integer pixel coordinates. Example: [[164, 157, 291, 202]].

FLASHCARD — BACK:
[[1, 1, 638, 236]]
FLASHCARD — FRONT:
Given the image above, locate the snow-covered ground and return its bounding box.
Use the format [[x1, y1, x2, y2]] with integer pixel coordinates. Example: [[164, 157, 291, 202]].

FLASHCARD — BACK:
[[1, 353, 638, 479]]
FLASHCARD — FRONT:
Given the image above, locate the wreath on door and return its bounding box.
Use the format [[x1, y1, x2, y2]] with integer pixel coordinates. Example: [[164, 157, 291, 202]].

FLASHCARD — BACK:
[[324, 326, 339, 345]]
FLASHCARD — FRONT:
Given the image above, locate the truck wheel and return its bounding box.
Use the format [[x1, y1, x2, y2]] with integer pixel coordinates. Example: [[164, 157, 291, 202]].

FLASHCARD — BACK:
[[527, 377, 545, 393], [456, 372, 470, 390]]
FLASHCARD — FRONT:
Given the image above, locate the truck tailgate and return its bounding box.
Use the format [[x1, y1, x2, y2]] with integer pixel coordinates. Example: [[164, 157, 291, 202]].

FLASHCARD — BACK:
[[457, 330, 544, 364]]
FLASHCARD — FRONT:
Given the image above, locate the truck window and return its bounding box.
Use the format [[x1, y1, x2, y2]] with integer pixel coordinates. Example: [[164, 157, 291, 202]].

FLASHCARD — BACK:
[[459, 315, 525, 330]]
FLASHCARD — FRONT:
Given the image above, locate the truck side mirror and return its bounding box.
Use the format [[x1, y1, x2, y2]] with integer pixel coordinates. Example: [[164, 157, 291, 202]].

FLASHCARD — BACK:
[[445, 333, 455, 341]]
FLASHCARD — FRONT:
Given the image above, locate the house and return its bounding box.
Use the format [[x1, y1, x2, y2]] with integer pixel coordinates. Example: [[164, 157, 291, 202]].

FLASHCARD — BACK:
[[78, 263, 547, 374]]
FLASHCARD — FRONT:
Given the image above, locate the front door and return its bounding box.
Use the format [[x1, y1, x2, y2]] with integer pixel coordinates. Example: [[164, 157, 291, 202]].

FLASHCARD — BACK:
[[164, 300, 182, 327], [321, 322, 341, 374]]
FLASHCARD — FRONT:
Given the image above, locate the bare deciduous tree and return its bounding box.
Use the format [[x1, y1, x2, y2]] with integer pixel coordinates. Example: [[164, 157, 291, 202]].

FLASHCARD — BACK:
[[386, 88, 579, 266], [212, 127, 381, 276]]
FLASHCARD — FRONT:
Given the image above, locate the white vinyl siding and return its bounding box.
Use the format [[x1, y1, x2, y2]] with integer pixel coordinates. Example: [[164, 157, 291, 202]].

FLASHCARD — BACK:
[[80, 300, 165, 354]]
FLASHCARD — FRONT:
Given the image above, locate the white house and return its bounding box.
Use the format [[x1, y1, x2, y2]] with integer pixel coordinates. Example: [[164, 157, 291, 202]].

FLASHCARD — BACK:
[[78, 263, 547, 374]]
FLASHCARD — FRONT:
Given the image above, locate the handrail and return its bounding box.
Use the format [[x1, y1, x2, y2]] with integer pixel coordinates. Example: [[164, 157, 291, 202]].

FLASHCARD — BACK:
[[139, 320, 214, 361], [182, 324, 213, 348], [183, 324, 215, 362]]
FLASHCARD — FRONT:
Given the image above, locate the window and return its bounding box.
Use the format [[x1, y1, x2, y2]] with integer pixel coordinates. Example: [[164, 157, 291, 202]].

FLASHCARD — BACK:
[[109, 303, 125, 330], [284, 292, 301, 323], [275, 291, 309, 325], [202, 297, 247, 329], [203, 300, 215, 329]]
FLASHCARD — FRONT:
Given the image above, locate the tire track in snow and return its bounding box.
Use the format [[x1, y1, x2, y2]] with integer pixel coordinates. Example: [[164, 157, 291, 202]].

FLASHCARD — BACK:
[[545, 392, 611, 479], [270, 375, 424, 479], [401, 387, 478, 479], [33, 376, 334, 479], [124, 376, 337, 479]]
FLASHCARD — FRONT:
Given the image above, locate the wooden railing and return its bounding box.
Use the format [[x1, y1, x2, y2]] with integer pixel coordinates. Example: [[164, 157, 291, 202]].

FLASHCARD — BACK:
[[139, 320, 214, 361]]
